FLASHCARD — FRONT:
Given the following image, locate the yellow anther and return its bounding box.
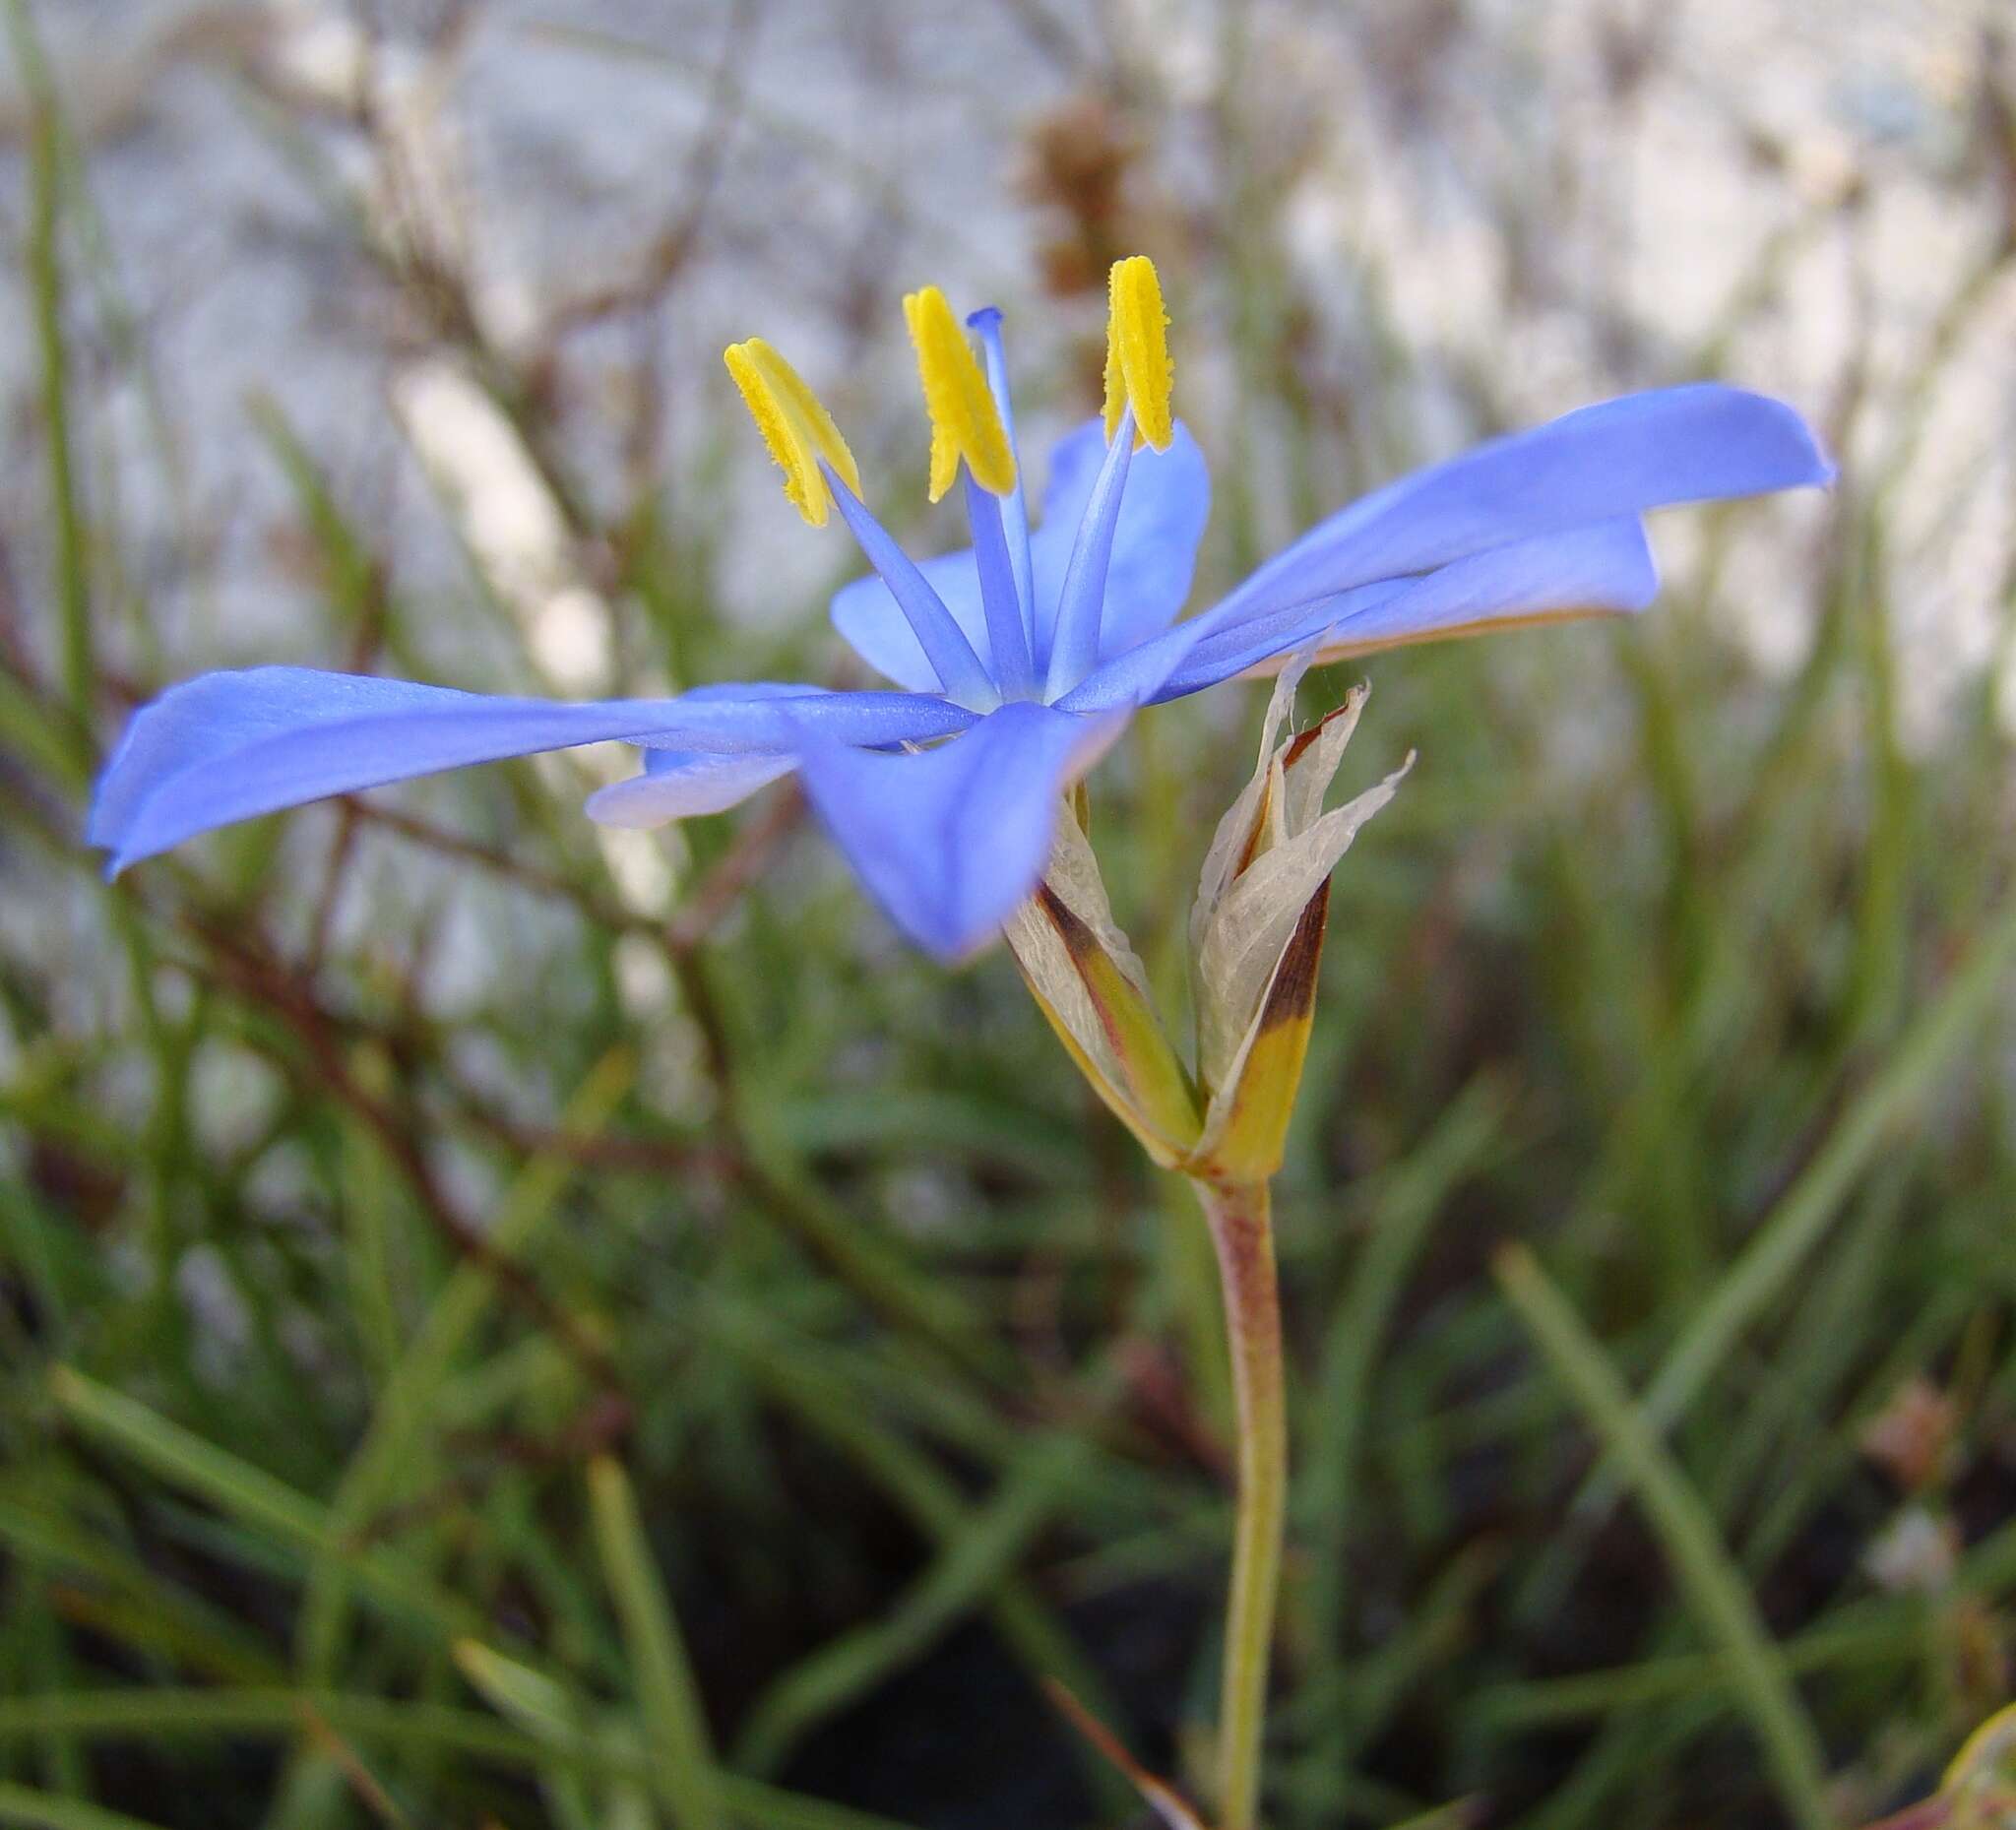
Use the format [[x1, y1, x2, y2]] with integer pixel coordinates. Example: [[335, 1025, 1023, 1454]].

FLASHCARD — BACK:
[[1101, 255, 1174, 451], [723, 338, 860, 528], [903, 285, 1017, 501]]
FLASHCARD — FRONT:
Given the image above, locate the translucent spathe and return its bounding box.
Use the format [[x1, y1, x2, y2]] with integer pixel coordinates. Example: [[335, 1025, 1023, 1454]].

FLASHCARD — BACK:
[[1188, 661, 1411, 1178], [1002, 801, 1201, 1167]]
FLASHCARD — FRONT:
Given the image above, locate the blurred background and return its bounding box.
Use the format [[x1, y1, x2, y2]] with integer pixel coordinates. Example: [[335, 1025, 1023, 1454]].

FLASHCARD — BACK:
[[3, 1, 2014, 1826]]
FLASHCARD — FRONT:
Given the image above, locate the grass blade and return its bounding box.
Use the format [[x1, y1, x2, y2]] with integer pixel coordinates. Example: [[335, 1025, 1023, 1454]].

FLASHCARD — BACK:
[[732, 1434, 1092, 1776], [0, 1691, 920, 1830], [587, 1456, 724, 1830], [1573, 890, 2016, 1523], [47, 1366, 483, 1643], [1494, 1243, 1835, 1830]]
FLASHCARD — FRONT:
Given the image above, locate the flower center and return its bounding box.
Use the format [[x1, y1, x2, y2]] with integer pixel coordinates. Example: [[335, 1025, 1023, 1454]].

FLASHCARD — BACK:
[[722, 256, 1179, 711]]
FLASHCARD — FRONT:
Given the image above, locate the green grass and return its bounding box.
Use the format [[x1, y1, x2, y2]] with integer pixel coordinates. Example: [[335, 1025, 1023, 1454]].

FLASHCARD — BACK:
[[3, 3, 2014, 1826]]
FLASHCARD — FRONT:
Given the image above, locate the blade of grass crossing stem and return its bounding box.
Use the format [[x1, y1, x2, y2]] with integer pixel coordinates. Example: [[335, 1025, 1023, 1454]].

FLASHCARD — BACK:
[[1494, 1245, 1834, 1830], [586, 1457, 724, 1830], [1572, 889, 2016, 1526]]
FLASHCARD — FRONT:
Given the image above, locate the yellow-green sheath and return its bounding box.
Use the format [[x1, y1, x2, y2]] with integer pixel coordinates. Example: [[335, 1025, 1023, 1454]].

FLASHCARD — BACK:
[[1197, 882, 1329, 1182]]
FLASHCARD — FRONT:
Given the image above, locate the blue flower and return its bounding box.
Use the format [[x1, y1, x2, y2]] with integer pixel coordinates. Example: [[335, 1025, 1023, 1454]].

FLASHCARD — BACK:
[[90, 258, 1832, 960]]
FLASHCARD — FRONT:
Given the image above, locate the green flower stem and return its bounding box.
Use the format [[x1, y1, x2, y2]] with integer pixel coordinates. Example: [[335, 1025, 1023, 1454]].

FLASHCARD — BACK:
[[1193, 1173, 1287, 1830]]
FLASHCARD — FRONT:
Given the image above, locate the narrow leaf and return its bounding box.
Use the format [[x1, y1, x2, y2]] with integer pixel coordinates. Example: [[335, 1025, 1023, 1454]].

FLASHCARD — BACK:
[[587, 1456, 724, 1830], [1495, 1245, 1835, 1830]]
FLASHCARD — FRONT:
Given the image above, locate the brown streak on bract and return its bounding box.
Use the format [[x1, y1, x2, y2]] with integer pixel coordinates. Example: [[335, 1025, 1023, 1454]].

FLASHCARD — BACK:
[[1037, 882, 1131, 1064], [1231, 764, 1279, 878], [1260, 880, 1331, 1032], [1038, 881, 1100, 965], [1281, 693, 1357, 772], [1281, 725, 1323, 770]]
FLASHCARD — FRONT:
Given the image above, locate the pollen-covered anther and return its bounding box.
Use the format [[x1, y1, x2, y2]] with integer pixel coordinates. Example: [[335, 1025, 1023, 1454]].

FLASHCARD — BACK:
[[903, 285, 1017, 501], [1102, 255, 1174, 452], [723, 338, 861, 528]]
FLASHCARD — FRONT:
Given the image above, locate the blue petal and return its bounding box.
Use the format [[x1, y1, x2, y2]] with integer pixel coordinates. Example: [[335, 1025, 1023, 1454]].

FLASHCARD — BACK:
[[92, 666, 972, 871], [830, 418, 1210, 691], [1149, 518, 1659, 700], [585, 748, 798, 827], [1200, 385, 1829, 634], [793, 700, 1121, 960]]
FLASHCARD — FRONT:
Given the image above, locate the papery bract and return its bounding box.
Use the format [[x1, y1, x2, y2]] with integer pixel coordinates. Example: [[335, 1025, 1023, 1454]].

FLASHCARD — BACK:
[[1001, 800, 1201, 1167], [1187, 661, 1409, 1178]]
